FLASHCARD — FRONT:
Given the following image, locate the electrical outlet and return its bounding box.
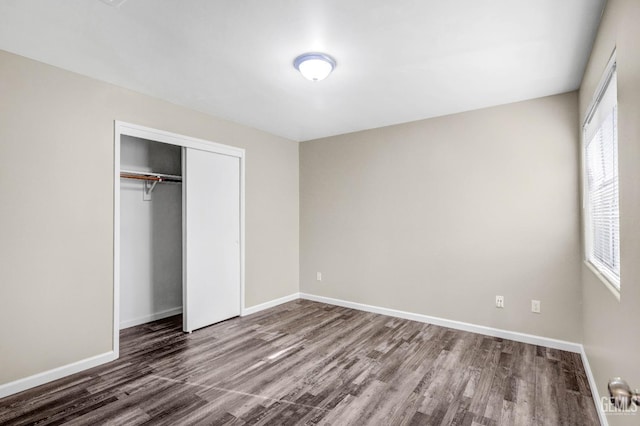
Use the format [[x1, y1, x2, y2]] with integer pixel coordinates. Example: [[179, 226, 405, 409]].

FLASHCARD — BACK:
[[495, 295, 504, 308], [316, 272, 322, 281], [531, 299, 541, 314]]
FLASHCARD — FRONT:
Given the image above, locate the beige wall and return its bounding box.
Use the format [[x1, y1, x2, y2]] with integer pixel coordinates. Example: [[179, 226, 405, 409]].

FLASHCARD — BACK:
[[579, 0, 640, 424], [0, 50, 299, 384], [301, 92, 582, 342]]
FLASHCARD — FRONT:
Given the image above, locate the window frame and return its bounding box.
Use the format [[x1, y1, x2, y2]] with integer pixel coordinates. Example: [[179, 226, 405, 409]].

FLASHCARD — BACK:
[[581, 51, 620, 299]]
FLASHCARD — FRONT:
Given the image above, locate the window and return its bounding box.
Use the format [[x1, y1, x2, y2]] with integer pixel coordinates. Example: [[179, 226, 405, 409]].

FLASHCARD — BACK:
[[583, 53, 620, 291]]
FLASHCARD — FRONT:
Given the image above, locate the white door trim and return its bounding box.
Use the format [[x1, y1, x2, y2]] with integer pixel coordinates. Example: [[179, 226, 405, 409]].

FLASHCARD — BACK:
[[113, 121, 246, 358]]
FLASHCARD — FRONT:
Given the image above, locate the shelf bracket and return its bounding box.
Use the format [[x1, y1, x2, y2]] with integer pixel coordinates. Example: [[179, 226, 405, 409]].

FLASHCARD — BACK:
[[143, 180, 159, 200]]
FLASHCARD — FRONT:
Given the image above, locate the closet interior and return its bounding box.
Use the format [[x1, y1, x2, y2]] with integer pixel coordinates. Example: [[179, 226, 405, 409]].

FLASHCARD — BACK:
[[119, 135, 183, 329]]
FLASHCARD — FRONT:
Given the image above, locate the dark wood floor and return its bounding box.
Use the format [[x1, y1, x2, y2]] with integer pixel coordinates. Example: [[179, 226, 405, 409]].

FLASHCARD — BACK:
[[0, 300, 599, 425]]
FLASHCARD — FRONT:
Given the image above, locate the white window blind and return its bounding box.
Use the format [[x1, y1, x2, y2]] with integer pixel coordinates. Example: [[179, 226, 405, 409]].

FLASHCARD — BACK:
[[583, 57, 620, 289]]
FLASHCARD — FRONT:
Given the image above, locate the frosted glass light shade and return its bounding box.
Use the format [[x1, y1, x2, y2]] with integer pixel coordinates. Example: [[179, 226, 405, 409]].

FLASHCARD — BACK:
[[294, 53, 336, 81]]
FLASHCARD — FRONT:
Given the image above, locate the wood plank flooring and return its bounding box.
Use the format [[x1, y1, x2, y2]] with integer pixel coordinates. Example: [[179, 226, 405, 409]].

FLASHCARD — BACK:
[[0, 300, 600, 425]]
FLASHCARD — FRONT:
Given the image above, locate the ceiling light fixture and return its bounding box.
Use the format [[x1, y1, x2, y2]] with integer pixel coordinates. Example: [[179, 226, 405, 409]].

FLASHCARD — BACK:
[[293, 53, 336, 81]]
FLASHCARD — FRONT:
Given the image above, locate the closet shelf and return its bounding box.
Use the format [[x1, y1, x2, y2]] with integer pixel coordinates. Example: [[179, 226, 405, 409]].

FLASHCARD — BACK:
[[120, 169, 182, 197]]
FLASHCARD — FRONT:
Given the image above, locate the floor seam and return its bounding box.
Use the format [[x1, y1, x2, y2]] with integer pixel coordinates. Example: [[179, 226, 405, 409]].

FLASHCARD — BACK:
[[148, 374, 331, 413]]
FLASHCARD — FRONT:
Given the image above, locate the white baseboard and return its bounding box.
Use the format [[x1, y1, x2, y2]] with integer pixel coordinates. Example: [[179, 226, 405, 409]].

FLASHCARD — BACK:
[[0, 351, 115, 399], [120, 306, 183, 330], [580, 347, 608, 426], [242, 292, 300, 316], [299, 293, 582, 353]]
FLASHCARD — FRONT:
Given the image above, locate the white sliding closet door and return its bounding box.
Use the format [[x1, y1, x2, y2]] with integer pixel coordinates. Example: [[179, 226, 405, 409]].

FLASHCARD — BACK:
[[183, 147, 241, 333]]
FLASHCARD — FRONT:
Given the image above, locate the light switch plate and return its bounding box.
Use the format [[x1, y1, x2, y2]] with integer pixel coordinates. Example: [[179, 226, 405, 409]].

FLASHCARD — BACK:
[[531, 300, 541, 314]]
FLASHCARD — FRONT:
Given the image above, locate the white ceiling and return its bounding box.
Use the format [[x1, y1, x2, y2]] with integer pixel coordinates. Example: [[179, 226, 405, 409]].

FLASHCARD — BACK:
[[0, 0, 605, 141]]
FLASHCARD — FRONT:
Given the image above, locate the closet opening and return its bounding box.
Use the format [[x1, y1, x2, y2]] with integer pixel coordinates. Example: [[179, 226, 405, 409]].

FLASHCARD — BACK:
[[119, 136, 183, 330], [113, 122, 245, 358]]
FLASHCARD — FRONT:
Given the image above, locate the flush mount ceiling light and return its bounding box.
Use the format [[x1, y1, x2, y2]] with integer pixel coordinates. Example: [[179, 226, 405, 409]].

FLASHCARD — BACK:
[[293, 53, 336, 81]]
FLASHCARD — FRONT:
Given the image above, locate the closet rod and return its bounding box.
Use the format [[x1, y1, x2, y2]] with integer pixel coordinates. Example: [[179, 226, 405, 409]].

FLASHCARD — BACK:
[[120, 169, 182, 183]]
